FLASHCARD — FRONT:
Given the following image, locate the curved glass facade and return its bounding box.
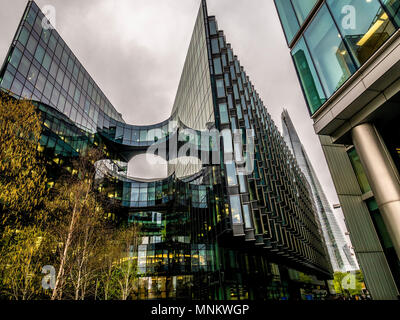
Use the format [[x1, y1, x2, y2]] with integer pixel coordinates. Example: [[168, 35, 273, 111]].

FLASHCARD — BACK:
[[0, 0, 332, 299], [275, 0, 400, 114]]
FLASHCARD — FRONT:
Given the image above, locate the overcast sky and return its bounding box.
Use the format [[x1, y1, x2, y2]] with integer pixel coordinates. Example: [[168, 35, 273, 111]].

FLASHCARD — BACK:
[[0, 0, 351, 236]]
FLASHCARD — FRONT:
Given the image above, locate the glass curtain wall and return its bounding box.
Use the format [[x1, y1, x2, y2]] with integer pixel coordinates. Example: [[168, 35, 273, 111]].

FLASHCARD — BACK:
[[276, 0, 400, 114]]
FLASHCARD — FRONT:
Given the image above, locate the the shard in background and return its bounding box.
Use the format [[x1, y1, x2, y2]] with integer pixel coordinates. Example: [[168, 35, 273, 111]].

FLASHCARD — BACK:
[[282, 109, 358, 272]]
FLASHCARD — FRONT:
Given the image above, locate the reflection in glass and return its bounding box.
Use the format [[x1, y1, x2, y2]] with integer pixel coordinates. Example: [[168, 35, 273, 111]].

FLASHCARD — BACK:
[[230, 195, 243, 224], [328, 0, 396, 66], [305, 5, 356, 96], [292, 38, 326, 114], [291, 0, 318, 24], [225, 162, 238, 186], [348, 148, 371, 194], [274, 0, 300, 43]]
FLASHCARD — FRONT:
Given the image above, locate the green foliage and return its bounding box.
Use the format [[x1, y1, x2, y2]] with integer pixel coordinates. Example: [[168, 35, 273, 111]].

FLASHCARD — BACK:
[[0, 226, 53, 300], [0, 95, 142, 300], [0, 95, 47, 227], [333, 270, 364, 296]]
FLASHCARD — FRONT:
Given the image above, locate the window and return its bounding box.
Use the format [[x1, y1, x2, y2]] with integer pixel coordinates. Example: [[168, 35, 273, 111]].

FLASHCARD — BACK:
[[211, 39, 219, 54], [49, 61, 58, 79], [216, 79, 225, 98], [292, 38, 326, 113], [140, 130, 148, 142], [26, 36, 38, 55], [233, 84, 239, 100], [56, 68, 64, 85], [48, 34, 57, 52], [34, 45, 45, 63], [291, 0, 318, 24], [213, 58, 222, 75], [10, 48, 22, 69], [219, 103, 229, 124], [18, 27, 29, 46], [242, 204, 253, 229], [209, 20, 217, 35], [42, 53, 52, 71], [224, 73, 230, 87], [227, 94, 234, 109], [41, 28, 51, 44], [43, 81, 53, 99], [1, 71, 13, 90], [19, 56, 30, 77], [327, 0, 396, 66], [238, 174, 247, 193], [304, 5, 356, 97], [237, 104, 243, 119], [36, 73, 46, 92], [11, 79, 23, 96], [225, 162, 238, 186], [222, 129, 233, 154], [381, 0, 400, 26], [229, 195, 243, 224], [27, 65, 39, 85], [25, 7, 36, 26], [275, 0, 300, 43]]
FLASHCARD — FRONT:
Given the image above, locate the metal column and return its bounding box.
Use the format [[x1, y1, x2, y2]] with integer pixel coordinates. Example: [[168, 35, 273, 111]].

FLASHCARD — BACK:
[[352, 123, 400, 261]]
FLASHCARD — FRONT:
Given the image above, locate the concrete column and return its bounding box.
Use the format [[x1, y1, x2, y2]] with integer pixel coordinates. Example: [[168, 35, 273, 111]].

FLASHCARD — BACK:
[[352, 123, 400, 261]]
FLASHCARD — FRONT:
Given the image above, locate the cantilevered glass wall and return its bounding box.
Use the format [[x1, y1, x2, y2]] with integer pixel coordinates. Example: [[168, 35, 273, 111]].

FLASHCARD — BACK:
[[275, 0, 400, 115]]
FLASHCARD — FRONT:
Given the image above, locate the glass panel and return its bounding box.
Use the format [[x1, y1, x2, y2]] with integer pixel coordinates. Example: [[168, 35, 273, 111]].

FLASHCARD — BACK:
[[211, 38, 219, 54], [34, 45, 45, 64], [213, 57, 222, 75], [328, 0, 396, 66], [18, 27, 29, 46], [219, 102, 229, 124], [209, 20, 217, 35], [1, 71, 13, 90], [36, 73, 46, 92], [292, 37, 326, 114], [27, 64, 39, 85], [226, 162, 238, 186], [19, 56, 30, 77], [41, 28, 51, 44], [26, 36, 38, 55], [140, 130, 148, 142], [222, 130, 233, 154], [381, 0, 400, 26], [216, 79, 225, 98], [275, 0, 300, 43], [26, 7, 36, 26], [230, 195, 243, 224], [291, 0, 318, 24], [11, 79, 23, 96], [305, 5, 357, 96], [10, 48, 22, 69], [348, 148, 371, 193], [42, 53, 52, 71], [243, 204, 253, 229]]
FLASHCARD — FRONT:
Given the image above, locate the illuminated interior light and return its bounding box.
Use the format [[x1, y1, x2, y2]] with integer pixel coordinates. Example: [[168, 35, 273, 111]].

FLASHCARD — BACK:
[[357, 13, 388, 46]]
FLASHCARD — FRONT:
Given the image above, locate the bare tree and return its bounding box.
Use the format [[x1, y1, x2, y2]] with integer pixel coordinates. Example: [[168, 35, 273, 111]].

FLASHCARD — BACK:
[[47, 149, 105, 300]]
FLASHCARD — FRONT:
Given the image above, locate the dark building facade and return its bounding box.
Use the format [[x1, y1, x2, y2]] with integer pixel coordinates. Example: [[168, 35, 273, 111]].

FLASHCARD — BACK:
[[275, 0, 400, 299], [0, 0, 331, 300]]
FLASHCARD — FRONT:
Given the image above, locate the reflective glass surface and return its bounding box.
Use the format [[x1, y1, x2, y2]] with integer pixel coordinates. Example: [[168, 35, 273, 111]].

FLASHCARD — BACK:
[[305, 5, 357, 97], [328, 0, 396, 66], [291, 0, 318, 24], [275, 0, 300, 43], [292, 38, 326, 114]]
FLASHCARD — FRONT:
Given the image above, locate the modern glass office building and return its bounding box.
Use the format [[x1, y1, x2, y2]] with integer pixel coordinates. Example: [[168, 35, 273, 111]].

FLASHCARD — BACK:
[[282, 109, 358, 272], [0, 0, 332, 300], [275, 0, 400, 299]]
